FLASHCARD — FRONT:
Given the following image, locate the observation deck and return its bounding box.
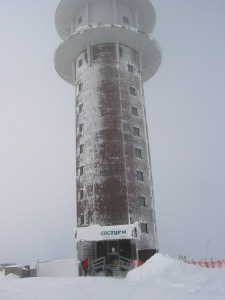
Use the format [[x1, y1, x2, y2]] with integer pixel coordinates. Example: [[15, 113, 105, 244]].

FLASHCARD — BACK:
[[54, 0, 161, 85]]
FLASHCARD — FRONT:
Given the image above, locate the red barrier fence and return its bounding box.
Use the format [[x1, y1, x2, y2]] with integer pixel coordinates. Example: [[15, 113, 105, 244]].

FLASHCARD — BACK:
[[185, 260, 225, 268], [132, 260, 144, 269]]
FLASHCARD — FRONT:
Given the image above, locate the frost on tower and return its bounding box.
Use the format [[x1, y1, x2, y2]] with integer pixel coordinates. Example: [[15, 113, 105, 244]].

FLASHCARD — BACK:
[[55, 0, 161, 275]]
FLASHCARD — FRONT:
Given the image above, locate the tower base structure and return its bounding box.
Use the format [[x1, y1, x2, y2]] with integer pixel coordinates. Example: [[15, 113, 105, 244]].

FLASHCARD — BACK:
[[75, 223, 157, 276]]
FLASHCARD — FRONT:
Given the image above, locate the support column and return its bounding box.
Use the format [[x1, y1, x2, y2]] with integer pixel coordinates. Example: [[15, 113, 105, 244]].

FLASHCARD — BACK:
[[112, 0, 118, 24], [134, 11, 139, 29], [87, 45, 92, 66], [116, 42, 120, 63], [138, 51, 143, 73], [86, 3, 90, 25]]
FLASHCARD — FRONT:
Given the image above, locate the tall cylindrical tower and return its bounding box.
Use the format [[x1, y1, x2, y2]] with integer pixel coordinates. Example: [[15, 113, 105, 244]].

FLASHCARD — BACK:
[[55, 0, 161, 275]]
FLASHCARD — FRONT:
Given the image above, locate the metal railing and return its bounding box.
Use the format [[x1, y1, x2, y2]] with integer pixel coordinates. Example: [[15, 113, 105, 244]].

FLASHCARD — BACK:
[[91, 256, 132, 276], [119, 256, 132, 271], [92, 257, 106, 274]]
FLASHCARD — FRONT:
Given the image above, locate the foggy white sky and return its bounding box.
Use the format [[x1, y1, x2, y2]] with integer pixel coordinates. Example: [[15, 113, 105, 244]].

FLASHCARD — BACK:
[[0, 0, 224, 264]]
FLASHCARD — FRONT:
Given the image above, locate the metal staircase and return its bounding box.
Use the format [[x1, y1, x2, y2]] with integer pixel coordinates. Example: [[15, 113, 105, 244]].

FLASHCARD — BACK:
[[91, 256, 132, 277]]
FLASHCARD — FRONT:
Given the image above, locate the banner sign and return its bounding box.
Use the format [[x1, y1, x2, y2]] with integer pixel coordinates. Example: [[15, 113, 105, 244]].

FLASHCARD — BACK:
[[101, 230, 127, 238], [75, 223, 139, 242]]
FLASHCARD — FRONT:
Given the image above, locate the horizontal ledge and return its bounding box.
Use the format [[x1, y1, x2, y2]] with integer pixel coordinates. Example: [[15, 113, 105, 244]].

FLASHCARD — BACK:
[[54, 24, 161, 85]]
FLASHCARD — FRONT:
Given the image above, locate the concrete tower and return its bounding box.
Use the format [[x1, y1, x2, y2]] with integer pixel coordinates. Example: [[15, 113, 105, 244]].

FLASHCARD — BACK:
[[55, 0, 161, 275]]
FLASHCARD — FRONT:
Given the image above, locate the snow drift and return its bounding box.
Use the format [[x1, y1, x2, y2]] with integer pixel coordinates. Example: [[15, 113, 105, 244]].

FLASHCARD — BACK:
[[127, 253, 198, 280], [0, 253, 225, 300]]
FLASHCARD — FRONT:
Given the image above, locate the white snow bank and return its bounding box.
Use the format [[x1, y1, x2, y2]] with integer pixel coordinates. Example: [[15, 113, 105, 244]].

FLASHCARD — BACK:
[[0, 254, 224, 300], [127, 253, 197, 281], [2, 273, 20, 280], [126, 253, 225, 299], [38, 258, 78, 277]]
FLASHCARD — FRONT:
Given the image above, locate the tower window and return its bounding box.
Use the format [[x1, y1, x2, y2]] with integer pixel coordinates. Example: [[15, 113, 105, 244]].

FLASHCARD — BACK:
[[79, 104, 83, 113], [80, 166, 84, 176], [139, 196, 146, 207], [137, 171, 144, 181], [79, 82, 83, 92], [78, 16, 82, 25], [131, 107, 138, 116], [79, 124, 84, 133], [80, 144, 84, 154], [80, 190, 84, 200], [135, 148, 142, 158], [141, 223, 148, 233], [123, 16, 129, 25], [133, 127, 140, 137], [81, 214, 86, 225], [130, 87, 136, 96], [78, 58, 83, 68], [128, 64, 134, 73]]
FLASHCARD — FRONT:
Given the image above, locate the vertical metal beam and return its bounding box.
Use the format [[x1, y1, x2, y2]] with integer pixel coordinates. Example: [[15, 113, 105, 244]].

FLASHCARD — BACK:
[[70, 19, 74, 35], [87, 45, 92, 66], [112, 0, 118, 24], [72, 59, 76, 83], [86, 3, 90, 25], [116, 42, 120, 64], [138, 51, 143, 73], [134, 11, 139, 29]]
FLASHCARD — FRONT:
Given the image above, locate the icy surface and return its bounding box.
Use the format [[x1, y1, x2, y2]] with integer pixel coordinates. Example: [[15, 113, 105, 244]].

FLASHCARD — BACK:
[[0, 254, 224, 300]]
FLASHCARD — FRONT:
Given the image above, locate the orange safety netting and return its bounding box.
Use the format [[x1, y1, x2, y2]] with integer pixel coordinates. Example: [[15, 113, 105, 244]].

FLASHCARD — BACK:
[[185, 260, 225, 268]]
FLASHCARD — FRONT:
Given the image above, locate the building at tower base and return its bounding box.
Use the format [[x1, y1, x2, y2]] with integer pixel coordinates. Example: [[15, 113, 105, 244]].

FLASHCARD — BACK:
[[55, 0, 161, 276]]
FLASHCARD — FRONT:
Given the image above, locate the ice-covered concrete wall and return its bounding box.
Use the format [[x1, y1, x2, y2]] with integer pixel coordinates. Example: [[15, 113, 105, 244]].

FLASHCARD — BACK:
[[75, 43, 157, 250]]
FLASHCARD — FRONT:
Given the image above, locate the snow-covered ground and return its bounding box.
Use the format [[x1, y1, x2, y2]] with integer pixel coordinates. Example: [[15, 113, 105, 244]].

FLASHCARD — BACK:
[[0, 254, 224, 300]]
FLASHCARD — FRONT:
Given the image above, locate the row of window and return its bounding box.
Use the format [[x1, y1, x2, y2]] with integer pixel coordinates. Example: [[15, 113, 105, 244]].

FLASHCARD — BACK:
[[80, 213, 148, 233], [78, 59, 135, 74], [77, 15, 131, 27], [78, 82, 137, 98], [79, 165, 144, 181], [79, 115, 140, 136], [79, 144, 142, 158], [80, 187, 146, 207], [79, 105, 138, 118]]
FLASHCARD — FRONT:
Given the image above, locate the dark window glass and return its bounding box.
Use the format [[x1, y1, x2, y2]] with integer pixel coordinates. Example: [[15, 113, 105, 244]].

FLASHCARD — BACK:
[[78, 16, 82, 25], [133, 127, 140, 137], [141, 223, 148, 233], [79, 124, 84, 133], [139, 196, 146, 206], [78, 58, 83, 68], [137, 171, 144, 181], [80, 144, 84, 154], [131, 107, 138, 116], [79, 104, 83, 113], [135, 148, 142, 158], [130, 87, 136, 96], [128, 64, 134, 73], [80, 190, 84, 200], [123, 16, 129, 25], [81, 214, 85, 225], [80, 166, 84, 176], [79, 82, 83, 92]]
